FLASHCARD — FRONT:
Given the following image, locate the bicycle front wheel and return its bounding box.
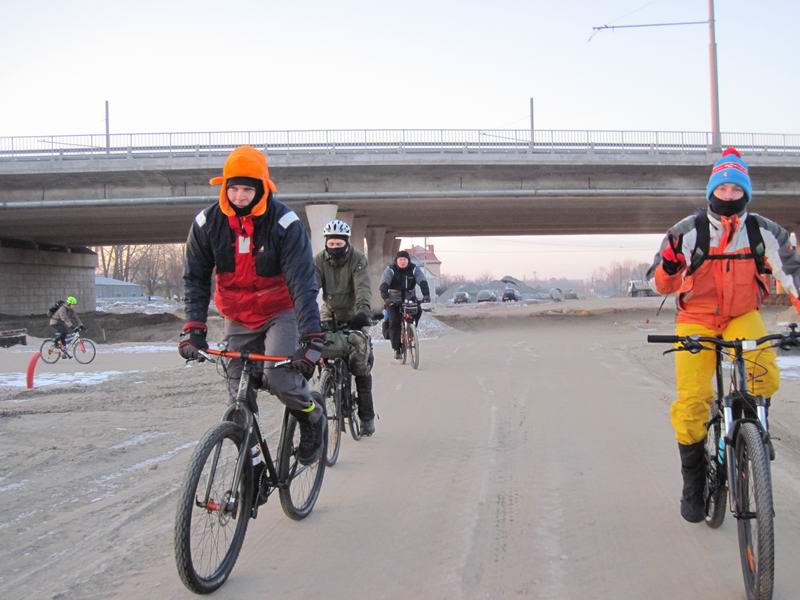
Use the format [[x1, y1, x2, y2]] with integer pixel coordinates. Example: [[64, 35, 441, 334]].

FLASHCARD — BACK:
[[72, 338, 96, 364], [39, 339, 62, 364], [278, 413, 327, 520], [408, 323, 419, 370], [318, 369, 342, 467], [401, 323, 408, 365], [347, 391, 362, 441], [704, 414, 727, 528], [174, 422, 253, 594], [734, 422, 774, 600]]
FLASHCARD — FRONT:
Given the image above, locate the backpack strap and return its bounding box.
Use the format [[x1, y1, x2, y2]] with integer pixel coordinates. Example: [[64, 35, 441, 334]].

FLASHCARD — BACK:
[[744, 214, 769, 274], [687, 210, 768, 275], [687, 209, 710, 275]]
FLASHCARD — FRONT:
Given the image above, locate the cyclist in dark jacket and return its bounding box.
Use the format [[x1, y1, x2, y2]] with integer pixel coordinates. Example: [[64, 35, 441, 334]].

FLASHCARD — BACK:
[[314, 219, 377, 435], [180, 145, 325, 465], [379, 250, 431, 360]]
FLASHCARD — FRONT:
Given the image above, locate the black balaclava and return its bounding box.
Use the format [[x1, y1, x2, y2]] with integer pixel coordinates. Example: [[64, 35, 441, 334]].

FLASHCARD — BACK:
[[709, 195, 748, 217], [227, 176, 264, 217], [325, 235, 350, 261], [395, 250, 412, 271]]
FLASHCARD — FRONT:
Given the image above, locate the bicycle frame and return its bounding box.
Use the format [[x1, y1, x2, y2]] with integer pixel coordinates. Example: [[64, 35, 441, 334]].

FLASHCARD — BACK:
[[711, 343, 771, 517], [198, 350, 292, 518]]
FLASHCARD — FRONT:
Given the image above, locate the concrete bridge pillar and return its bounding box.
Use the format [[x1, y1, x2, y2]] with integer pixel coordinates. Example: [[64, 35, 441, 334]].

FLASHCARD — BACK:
[[366, 227, 389, 313], [350, 217, 368, 253], [304, 204, 338, 257], [0, 245, 97, 316]]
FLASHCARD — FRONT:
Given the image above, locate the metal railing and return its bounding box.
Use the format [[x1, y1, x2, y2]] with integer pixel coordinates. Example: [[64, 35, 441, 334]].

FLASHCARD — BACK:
[[1, 128, 799, 160]]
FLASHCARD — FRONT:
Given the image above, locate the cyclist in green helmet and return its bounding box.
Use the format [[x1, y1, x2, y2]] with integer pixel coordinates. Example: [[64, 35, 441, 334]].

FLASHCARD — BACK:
[[48, 296, 84, 349]]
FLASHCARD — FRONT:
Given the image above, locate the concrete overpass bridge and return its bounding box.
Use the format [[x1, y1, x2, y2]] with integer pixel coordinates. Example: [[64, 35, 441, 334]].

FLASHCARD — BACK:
[[2, 128, 800, 315]]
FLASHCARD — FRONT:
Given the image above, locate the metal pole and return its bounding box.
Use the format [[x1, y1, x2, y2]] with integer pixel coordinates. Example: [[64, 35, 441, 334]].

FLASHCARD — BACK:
[[708, 0, 721, 151], [105, 100, 110, 154], [529, 97, 535, 149]]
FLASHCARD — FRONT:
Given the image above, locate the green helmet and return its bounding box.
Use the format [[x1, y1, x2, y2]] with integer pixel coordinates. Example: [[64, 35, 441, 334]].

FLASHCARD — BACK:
[[66, 296, 78, 305]]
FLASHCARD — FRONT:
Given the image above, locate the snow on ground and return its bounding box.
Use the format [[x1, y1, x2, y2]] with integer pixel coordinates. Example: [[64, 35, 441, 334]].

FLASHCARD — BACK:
[[95, 297, 183, 315], [0, 370, 139, 390], [777, 355, 800, 379]]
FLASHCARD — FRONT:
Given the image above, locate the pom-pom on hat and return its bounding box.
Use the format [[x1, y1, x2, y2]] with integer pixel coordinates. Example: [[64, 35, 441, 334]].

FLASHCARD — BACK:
[[706, 147, 752, 202]]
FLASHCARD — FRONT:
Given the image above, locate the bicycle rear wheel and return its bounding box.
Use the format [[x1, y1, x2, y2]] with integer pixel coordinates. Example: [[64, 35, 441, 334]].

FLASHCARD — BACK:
[[734, 422, 774, 600], [408, 323, 419, 370], [278, 413, 327, 520], [39, 339, 62, 364], [318, 369, 342, 467], [704, 414, 727, 528], [174, 422, 253, 594], [72, 338, 96, 364]]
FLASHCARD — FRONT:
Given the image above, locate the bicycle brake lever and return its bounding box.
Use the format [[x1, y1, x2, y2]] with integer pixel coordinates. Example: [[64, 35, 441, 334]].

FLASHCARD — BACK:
[[662, 348, 678, 356]]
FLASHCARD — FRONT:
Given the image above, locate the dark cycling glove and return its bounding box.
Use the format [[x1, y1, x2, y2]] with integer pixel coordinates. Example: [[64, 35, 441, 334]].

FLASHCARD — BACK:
[[660, 234, 686, 276], [348, 312, 371, 330], [292, 333, 325, 379], [178, 321, 208, 361]]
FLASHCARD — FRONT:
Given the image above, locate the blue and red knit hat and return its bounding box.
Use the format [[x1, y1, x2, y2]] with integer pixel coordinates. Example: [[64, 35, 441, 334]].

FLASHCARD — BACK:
[[706, 147, 752, 202]]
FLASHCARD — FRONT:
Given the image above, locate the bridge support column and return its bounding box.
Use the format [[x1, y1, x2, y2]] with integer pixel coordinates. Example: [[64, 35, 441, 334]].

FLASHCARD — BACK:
[[350, 217, 368, 253], [366, 227, 390, 313], [304, 204, 338, 257], [0, 244, 97, 316]]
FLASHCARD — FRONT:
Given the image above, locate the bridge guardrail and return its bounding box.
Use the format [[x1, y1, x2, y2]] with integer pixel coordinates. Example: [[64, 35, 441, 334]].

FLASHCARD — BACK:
[[1, 129, 799, 160]]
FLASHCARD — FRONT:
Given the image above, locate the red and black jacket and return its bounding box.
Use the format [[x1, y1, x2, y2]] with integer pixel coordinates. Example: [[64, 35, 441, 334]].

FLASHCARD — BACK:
[[183, 193, 321, 337]]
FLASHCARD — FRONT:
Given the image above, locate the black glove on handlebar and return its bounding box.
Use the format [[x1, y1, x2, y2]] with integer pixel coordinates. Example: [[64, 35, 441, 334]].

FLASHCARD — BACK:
[[178, 321, 208, 361], [292, 333, 324, 380], [349, 312, 371, 330]]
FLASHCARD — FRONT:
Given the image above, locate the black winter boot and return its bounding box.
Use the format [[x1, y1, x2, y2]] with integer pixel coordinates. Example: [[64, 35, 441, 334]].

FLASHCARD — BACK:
[[678, 441, 707, 523], [293, 392, 325, 466]]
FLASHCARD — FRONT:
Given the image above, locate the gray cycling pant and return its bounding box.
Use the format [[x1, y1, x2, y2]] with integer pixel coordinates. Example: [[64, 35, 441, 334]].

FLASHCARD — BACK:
[[224, 310, 313, 413]]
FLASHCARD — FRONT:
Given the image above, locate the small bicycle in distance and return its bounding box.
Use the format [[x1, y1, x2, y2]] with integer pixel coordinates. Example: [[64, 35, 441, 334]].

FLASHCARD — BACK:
[[648, 323, 800, 600], [39, 326, 96, 364], [174, 347, 327, 594]]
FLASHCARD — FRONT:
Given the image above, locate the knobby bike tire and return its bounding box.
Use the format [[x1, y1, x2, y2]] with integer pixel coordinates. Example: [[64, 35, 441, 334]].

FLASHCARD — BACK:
[[401, 323, 408, 365], [318, 369, 342, 467], [39, 339, 62, 364], [734, 422, 774, 600], [408, 322, 419, 370], [278, 413, 327, 521], [72, 338, 97, 364], [704, 415, 727, 528], [174, 421, 253, 594], [347, 388, 362, 441]]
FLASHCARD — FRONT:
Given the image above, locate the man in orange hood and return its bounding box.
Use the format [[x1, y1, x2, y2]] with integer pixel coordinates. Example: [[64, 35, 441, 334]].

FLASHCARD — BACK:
[[647, 148, 800, 522], [180, 145, 325, 466]]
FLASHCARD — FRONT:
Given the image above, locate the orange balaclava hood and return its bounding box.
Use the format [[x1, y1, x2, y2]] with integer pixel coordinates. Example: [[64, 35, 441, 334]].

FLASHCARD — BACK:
[[209, 145, 277, 217]]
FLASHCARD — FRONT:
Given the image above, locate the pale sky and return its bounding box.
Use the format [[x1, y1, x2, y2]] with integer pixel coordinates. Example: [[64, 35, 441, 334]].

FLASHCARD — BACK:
[[1, 0, 795, 278]]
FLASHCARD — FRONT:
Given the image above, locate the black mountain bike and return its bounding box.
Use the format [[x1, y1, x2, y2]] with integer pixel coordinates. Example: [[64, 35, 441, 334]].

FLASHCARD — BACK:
[[649, 324, 800, 600], [174, 348, 327, 594], [315, 316, 380, 465]]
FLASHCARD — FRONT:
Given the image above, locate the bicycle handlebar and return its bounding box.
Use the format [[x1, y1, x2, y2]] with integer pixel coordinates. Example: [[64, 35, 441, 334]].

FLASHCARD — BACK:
[[647, 328, 800, 350], [200, 348, 292, 365]]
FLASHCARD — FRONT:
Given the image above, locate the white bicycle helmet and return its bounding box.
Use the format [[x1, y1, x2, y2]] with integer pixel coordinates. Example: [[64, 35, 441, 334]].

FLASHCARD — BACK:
[[323, 219, 351, 238]]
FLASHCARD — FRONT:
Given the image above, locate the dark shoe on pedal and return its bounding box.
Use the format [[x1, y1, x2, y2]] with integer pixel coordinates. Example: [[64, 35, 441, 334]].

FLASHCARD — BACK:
[[295, 393, 324, 466], [394, 350, 402, 360], [678, 441, 707, 523], [360, 418, 375, 436]]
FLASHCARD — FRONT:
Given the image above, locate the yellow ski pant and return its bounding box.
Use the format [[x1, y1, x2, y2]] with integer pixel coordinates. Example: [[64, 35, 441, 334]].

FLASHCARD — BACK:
[[672, 310, 780, 445]]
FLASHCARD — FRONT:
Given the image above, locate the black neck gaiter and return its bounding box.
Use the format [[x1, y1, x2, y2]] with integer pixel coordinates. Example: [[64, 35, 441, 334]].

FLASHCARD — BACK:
[[710, 196, 747, 217]]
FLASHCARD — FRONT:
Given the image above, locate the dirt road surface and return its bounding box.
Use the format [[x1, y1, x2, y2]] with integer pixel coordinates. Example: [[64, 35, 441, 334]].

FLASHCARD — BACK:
[[3, 300, 800, 599]]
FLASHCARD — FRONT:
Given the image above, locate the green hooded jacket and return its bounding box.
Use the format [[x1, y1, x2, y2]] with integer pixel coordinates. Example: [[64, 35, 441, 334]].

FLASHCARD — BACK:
[[314, 247, 372, 324]]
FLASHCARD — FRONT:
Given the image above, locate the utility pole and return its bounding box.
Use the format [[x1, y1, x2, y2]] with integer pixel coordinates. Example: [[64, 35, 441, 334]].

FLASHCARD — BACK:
[[707, 0, 721, 151], [591, 1, 721, 151], [529, 97, 535, 150], [105, 100, 110, 154]]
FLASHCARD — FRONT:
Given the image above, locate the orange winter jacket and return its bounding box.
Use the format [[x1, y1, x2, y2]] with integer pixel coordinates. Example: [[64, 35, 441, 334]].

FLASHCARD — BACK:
[[647, 210, 800, 329]]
